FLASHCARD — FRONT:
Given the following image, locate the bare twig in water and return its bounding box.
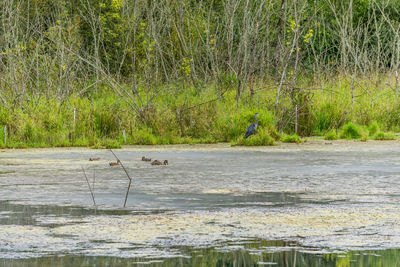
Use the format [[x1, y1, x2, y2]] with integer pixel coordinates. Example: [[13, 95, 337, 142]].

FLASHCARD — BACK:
[[92, 169, 96, 195], [82, 166, 96, 206], [110, 149, 133, 207]]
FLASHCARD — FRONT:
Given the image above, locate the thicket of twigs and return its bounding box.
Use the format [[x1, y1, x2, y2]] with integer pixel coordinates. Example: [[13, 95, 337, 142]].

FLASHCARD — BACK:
[[1, 0, 400, 146]]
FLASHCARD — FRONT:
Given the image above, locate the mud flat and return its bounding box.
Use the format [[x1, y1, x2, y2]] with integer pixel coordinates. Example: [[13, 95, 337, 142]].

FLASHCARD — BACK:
[[1, 141, 400, 265]]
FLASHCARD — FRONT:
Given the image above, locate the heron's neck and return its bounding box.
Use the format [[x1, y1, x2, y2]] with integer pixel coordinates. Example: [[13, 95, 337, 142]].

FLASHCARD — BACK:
[[254, 116, 258, 126]]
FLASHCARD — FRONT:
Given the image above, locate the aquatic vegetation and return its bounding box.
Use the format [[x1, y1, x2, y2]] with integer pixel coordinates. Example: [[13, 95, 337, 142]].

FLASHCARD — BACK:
[[2, 145, 400, 262]]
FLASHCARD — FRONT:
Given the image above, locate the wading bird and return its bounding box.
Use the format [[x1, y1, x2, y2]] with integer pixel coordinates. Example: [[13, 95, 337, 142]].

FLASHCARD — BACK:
[[244, 113, 261, 138]]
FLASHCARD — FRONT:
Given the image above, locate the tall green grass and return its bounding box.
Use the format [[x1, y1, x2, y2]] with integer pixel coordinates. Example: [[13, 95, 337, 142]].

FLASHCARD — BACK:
[[1, 75, 400, 148], [339, 123, 362, 140]]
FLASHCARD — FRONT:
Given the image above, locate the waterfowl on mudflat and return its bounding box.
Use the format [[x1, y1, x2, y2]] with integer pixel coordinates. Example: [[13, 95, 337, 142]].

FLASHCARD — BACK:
[[89, 157, 100, 161], [109, 160, 121, 166], [141, 156, 151, 162], [151, 159, 168, 165]]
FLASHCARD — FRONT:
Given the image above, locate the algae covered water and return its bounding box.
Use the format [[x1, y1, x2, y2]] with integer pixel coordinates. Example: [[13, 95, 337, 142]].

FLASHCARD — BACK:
[[1, 142, 400, 266]]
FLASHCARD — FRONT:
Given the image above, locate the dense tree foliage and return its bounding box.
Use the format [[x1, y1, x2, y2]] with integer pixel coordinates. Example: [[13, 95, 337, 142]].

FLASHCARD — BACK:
[[2, 0, 400, 87]]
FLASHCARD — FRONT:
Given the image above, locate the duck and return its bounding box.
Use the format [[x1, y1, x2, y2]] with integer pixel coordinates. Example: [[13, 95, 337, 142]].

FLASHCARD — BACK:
[[109, 160, 121, 166], [141, 156, 152, 162], [151, 160, 168, 165], [89, 157, 100, 161]]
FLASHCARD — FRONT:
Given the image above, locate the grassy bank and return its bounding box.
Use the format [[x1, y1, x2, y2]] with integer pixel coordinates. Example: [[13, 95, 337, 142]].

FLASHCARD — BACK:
[[1, 74, 400, 149]]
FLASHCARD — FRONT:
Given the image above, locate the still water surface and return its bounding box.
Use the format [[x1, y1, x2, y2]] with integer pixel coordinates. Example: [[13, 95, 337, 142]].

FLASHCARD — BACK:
[[1, 142, 400, 265]]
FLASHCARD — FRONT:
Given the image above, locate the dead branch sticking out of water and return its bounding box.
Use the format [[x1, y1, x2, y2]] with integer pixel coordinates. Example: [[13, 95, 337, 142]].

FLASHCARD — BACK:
[[110, 149, 133, 208], [81, 166, 96, 206], [92, 169, 96, 195]]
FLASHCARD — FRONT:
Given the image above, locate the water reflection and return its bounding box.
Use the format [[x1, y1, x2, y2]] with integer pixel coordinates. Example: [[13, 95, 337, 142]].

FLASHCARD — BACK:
[[0, 240, 394, 267]]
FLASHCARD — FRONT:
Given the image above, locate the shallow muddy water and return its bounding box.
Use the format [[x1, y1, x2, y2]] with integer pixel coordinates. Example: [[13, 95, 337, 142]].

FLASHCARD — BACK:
[[1, 142, 400, 265]]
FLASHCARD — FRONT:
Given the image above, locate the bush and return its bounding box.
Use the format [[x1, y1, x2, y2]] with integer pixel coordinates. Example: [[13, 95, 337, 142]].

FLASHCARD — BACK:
[[282, 134, 301, 144], [373, 131, 395, 140], [231, 128, 274, 146], [313, 103, 342, 135], [132, 128, 158, 145], [339, 123, 362, 139], [324, 130, 338, 140], [368, 121, 380, 136]]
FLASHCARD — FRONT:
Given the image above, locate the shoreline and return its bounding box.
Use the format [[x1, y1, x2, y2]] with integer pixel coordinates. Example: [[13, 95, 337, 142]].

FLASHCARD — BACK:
[[1, 138, 400, 153]]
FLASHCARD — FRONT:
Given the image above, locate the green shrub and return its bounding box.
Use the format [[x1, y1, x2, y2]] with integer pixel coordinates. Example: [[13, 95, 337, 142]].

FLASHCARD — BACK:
[[324, 130, 338, 140], [360, 134, 368, 142], [231, 128, 274, 146], [102, 138, 122, 148], [313, 103, 342, 135], [368, 121, 380, 136], [282, 134, 301, 144], [373, 131, 395, 140], [339, 123, 362, 139], [73, 136, 90, 147], [267, 126, 282, 141], [24, 121, 35, 142], [132, 128, 158, 145]]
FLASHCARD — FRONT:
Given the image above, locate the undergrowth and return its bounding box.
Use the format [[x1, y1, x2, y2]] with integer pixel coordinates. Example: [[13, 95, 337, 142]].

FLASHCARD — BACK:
[[282, 134, 302, 144], [324, 130, 338, 140], [231, 128, 275, 146], [339, 123, 362, 140], [1, 76, 400, 148]]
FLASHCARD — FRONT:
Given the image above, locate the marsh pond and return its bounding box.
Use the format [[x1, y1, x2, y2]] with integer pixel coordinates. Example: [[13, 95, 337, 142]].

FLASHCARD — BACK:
[[1, 142, 400, 266]]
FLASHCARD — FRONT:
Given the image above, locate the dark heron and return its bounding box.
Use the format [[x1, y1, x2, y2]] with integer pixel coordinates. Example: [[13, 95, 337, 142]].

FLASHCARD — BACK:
[[244, 113, 261, 138]]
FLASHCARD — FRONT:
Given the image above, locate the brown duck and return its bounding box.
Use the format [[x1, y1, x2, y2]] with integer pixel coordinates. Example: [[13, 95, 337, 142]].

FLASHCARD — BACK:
[[89, 157, 100, 161], [109, 160, 121, 166], [151, 160, 168, 165], [141, 156, 152, 162]]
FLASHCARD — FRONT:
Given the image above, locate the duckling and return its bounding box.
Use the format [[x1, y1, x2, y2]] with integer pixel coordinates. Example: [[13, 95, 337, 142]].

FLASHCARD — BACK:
[[151, 160, 168, 165], [141, 156, 151, 162], [109, 160, 121, 166], [89, 157, 100, 161]]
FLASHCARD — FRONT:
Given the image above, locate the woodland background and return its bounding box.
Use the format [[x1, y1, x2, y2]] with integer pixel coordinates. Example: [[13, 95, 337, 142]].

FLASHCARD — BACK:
[[1, 0, 400, 147]]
